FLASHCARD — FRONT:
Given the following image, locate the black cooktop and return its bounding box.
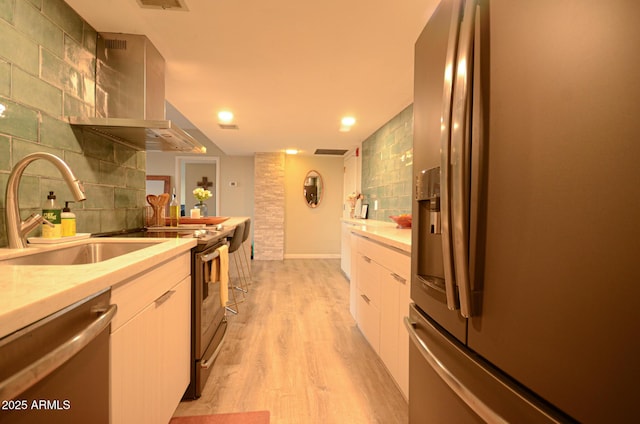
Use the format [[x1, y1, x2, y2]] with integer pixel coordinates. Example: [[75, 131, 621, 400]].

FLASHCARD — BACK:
[[93, 227, 229, 248]]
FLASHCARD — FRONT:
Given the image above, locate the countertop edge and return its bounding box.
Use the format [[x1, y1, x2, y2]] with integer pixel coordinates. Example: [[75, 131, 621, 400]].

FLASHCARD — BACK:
[[0, 237, 196, 339], [344, 219, 412, 253]]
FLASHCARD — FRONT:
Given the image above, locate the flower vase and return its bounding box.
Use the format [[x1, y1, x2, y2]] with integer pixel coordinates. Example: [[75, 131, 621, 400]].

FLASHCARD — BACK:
[[194, 201, 208, 217]]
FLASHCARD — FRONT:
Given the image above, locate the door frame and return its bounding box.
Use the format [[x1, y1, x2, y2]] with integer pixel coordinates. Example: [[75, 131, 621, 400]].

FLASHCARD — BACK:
[[175, 156, 220, 216]]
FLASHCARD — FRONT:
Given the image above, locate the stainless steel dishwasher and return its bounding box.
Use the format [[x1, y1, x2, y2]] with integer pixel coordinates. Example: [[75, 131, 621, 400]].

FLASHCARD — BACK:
[[0, 288, 116, 423]]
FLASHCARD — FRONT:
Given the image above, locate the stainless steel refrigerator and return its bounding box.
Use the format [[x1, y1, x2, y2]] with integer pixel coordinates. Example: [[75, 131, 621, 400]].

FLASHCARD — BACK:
[[409, 0, 640, 422]]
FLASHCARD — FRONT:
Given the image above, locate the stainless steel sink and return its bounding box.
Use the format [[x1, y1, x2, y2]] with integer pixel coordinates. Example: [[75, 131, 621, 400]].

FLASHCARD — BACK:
[[0, 241, 162, 265]]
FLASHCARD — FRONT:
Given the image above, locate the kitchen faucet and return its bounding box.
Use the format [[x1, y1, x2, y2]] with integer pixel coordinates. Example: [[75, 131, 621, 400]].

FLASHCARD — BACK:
[[5, 152, 86, 248]]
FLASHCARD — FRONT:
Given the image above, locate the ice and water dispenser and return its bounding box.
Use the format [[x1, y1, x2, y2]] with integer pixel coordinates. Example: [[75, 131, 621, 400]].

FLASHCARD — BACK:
[[414, 167, 450, 304]]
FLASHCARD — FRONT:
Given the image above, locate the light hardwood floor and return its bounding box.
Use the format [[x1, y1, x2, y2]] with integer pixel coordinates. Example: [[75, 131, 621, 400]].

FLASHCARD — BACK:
[[173, 259, 408, 424]]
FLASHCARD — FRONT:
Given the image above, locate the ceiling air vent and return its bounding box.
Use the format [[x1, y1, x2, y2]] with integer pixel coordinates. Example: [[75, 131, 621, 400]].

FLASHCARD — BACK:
[[104, 38, 127, 50], [315, 149, 348, 156], [136, 0, 188, 11], [219, 124, 239, 130]]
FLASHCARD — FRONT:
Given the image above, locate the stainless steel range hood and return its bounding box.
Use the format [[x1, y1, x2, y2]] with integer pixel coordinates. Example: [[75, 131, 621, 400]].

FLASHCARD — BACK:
[[68, 33, 206, 153]]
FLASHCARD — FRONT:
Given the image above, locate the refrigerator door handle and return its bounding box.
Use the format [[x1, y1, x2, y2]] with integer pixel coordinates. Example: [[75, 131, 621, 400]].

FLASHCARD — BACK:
[[439, 0, 464, 311], [404, 316, 508, 424], [450, 0, 477, 317]]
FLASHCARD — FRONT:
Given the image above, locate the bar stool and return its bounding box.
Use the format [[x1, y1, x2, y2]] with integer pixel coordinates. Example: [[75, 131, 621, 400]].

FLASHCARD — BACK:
[[225, 222, 247, 314], [239, 219, 252, 285]]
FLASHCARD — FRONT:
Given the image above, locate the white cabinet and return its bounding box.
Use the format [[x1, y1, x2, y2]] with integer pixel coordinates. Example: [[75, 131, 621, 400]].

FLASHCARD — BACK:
[[110, 252, 191, 424], [341, 221, 359, 278], [382, 267, 410, 398], [352, 234, 410, 398], [355, 252, 382, 352], [396, 268, 410, 396], [379, 271, 400, 382]]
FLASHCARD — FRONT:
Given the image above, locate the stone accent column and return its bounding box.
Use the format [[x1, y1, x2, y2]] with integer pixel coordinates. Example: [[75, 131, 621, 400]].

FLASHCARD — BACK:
[[253, 152, 285, 260]]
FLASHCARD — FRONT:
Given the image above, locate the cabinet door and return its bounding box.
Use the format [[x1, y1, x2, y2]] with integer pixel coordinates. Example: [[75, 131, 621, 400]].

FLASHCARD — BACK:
[[111, 276, 191, 423], [356, 288, 381, 352], [356, 253, 381, 307], [380, 250, 411, 399], [341, 223, 353, 277], [155, 276, 191, 422], [397, 270, 410, 398], [349, 231, 358, 319], [111, 299, 157, 423], [380, 271, 400, 381], [355, 252, 382, 352]]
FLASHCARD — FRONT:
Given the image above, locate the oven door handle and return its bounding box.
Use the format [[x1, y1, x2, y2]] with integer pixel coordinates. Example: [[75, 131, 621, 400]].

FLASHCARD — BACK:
[[200, 323, 229, 369], [0, 304, 117, 401]]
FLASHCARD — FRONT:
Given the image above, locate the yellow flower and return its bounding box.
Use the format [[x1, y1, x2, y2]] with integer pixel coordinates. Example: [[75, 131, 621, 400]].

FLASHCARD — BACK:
[[193, 187, 212, 201]]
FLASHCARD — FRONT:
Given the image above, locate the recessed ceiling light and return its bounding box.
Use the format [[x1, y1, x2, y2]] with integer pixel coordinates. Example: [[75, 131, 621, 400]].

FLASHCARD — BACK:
[[340, 116, 356, 132], [218, 110, 234, 124], [285, 149, 298, 155], [341, 116, 356, 126]]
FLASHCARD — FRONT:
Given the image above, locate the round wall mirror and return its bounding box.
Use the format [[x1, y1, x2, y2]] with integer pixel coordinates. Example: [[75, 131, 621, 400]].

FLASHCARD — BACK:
[[303, 170, 323, 208]]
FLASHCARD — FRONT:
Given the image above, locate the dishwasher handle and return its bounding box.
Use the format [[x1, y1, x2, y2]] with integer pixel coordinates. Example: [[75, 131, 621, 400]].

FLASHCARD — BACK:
[[0, 303, 117, 401]]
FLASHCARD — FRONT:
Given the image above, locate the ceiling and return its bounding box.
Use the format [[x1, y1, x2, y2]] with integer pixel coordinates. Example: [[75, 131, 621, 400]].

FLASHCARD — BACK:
[[65, 0, 438, 156]]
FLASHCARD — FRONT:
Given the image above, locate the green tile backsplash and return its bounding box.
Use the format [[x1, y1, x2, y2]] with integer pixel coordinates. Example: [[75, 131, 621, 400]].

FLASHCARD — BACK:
[[15, 0, 64, 57], [13, 66, 63, 116], [361, 104, 413, 221], [0, 0, 146, 247], [0, 60, 10, 96]]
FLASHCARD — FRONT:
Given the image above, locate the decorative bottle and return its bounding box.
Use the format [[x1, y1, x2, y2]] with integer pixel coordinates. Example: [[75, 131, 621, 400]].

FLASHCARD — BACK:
[[169, 187, 180, 227]]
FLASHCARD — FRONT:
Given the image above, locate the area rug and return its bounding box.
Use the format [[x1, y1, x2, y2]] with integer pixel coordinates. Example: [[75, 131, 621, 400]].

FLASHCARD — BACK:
[[169, 410, 270, 424]]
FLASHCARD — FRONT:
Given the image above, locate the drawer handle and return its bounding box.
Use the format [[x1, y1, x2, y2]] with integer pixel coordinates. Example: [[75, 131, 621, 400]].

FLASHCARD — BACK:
[[361, 294, 371, 303], [155, 290, 175, 306], [391, 273, 406, 284], [363, 256, 372, 263]]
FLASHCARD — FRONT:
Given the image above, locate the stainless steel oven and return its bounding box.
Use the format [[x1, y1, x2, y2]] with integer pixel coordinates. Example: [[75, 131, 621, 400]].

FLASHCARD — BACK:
[[184, 239, 228, 399]]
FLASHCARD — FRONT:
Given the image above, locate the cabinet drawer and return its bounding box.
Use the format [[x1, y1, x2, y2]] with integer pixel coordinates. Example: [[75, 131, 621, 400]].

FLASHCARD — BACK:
[[111, 252, 190, 331], [388, 252, 410, 282], [356, 288, 380, 352], [356, 253, 381, 307], [357, 235, 410, 279], [357, 235, 388, 264]]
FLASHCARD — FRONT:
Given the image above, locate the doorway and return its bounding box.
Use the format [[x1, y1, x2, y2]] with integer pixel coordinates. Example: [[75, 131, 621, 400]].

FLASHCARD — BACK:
[[175, 156, 220, 216]]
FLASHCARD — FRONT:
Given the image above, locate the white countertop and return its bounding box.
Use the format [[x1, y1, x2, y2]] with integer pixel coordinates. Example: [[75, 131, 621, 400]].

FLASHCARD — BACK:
[[342, 218, 412, 253], [0, 216, 253, 339], [0, 236, 197, 339]]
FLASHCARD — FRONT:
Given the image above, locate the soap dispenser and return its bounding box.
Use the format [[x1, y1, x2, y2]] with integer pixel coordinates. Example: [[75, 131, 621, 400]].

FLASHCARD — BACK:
[[42, 191, 62, 238], [61, 201, 76, 237]]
